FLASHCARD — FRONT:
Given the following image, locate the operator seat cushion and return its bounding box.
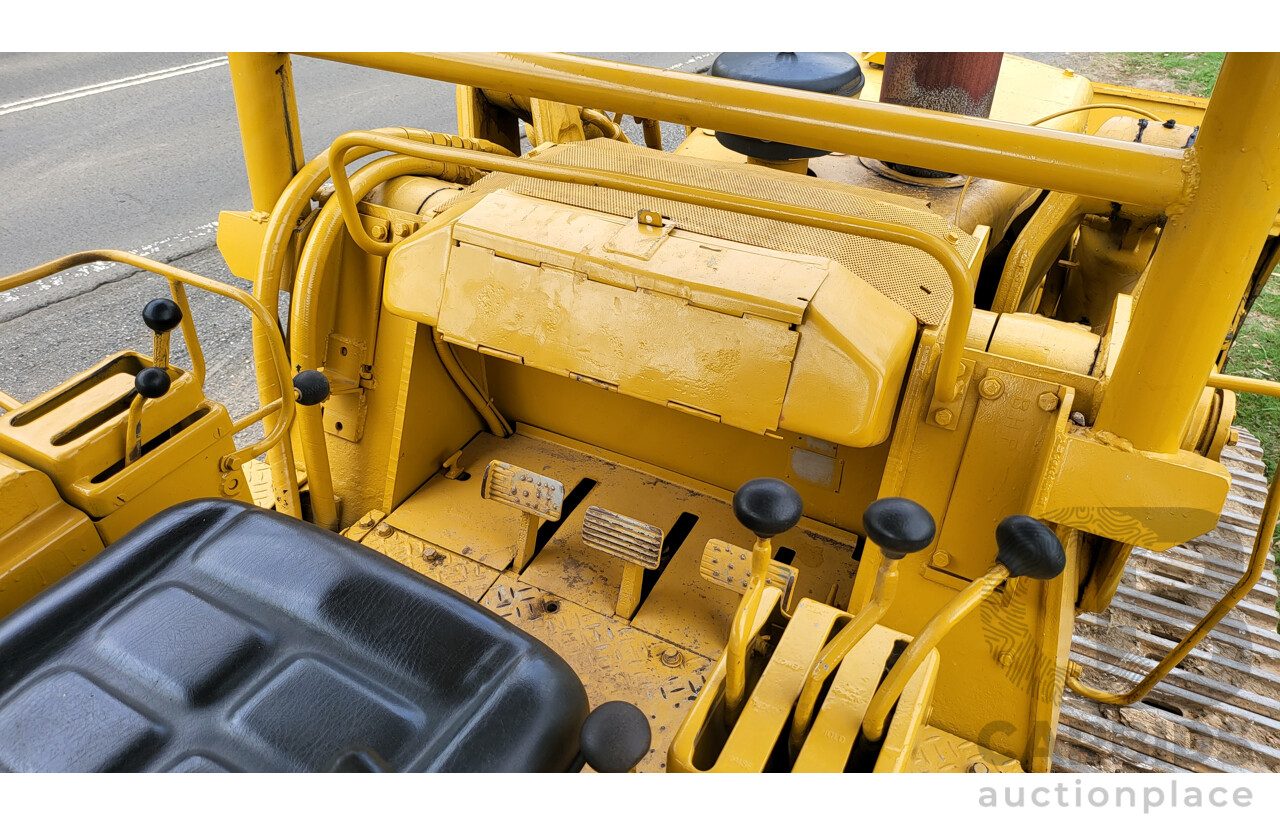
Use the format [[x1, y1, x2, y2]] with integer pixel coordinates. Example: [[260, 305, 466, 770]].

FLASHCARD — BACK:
[[0, 498, 589, 772]]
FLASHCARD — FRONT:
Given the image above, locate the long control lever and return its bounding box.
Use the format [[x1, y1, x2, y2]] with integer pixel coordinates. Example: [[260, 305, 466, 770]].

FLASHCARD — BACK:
[[723, 477, 803, 725], [789, 497, 935, 754], [143, 298, 183, 371], [859, 515, 1066, 744], [124, 299, 184, 466]]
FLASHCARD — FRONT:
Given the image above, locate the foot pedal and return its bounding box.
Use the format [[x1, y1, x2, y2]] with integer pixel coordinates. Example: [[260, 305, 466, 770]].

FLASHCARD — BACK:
[[700, 538, 798, 610], [481, 460, 565, 572], [581, 506, 663, 620]]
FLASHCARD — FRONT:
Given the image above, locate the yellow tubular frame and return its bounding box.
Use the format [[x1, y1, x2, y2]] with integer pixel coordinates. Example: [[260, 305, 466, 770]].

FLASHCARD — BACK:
[[1068, 374, 1280, 706], [326, 129, 977, 403], [302, 52, 1188, 210], [0, 251, 295, 472]]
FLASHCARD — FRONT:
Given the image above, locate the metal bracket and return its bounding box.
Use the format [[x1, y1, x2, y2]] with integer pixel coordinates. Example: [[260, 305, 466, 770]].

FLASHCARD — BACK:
[[926, 358, 973, 430]]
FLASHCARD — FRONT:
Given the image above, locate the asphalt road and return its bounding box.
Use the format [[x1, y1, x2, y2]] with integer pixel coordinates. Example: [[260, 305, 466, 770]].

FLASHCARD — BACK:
[[0, 52, 715, 420]]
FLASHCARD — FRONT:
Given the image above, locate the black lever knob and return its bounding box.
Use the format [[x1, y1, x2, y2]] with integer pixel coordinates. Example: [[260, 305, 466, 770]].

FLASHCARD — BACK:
[[995, 515, 1066, 580], [733, 478, 803, 539], [863, 497, 936, 560], [292, 370, 331, 407], [142, 298, 183, 334], [134, 367, 171, 399], [579, 701, 651, 773]]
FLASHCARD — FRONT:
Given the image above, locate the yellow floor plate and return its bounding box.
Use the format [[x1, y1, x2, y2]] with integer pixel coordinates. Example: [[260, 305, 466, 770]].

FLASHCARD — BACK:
[[481, 571, 713, 772], [387, 430, 862, 661], [361, 524, 502, 601]]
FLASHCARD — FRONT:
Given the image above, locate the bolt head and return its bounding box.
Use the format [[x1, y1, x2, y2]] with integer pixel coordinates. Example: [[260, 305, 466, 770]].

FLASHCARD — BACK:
[[1037, 392, 1060, 412], [1070, 411, 1087, 426], [998, 651, 1014, 667], [946, 230, 960, 244], [660, 647, 683, 667], [371, 224, 388, 240], [375, 522, 394, 538], [933, 408, 953, 427], [930, 550, 951, 568], [979, 377, 1003, 399]]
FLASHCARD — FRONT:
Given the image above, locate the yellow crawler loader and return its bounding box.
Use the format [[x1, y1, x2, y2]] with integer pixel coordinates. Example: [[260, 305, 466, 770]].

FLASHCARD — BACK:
[[0, 51, 1277, 773]]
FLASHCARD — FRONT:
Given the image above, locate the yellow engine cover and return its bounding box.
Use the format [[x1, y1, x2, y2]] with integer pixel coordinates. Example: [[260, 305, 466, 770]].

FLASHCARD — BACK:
[[384, 190, 917, 448]]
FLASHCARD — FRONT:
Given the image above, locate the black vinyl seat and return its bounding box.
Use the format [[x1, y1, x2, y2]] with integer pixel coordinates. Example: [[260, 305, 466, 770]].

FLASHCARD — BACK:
[[0, 499, 589, 772]]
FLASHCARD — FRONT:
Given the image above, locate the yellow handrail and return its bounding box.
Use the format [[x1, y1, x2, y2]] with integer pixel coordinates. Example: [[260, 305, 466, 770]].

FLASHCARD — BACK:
[[0, 251, 296, 473]]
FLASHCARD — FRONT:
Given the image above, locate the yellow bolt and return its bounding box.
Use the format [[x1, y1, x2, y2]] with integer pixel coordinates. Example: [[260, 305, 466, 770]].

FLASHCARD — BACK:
[[930, 550, 951, 568], [998, 651, 1014, 668], [375, 522, 394, 538], [946, 230, 960, 244], [393, 222, 412, 236], [934, 409, 953, 427], [358, 515, 375, 529], [660, 647, 684, 667], [1038, 392, 1060, 412], [979, 377, 1003, 399], [371, 224, 388, 241]]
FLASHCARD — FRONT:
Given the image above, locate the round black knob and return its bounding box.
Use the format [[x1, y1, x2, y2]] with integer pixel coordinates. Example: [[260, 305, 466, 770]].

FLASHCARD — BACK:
[[142, 298, 183, 334], [134, 367, 171, 399], [579, 701, 651, 773], [733, 478, 803, 539], [995, 515, 1066, 580], [292, 370, 331, 407], [863, 498, 936, 560]]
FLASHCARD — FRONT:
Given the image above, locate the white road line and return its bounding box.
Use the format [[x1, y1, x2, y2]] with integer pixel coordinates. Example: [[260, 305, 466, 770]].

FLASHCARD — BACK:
[[0, 56, 229, 118], [666, 53, 716, 71]]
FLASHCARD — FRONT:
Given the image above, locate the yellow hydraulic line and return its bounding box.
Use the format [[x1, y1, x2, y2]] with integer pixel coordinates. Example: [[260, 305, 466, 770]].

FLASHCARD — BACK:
[[1068, 377, 1280, 706], [579, 107, 631, 143], [290, 155, 451, 530], [328, 130, 975, 403], [299, 52, 1189, 211], [433, 332, 513, 438], [862, 564, 1010, 742], [0, 251, 296, 472], [1094, 53, 1280, 453], [790, 558, 900, 753], [249, 129, 428, 520]]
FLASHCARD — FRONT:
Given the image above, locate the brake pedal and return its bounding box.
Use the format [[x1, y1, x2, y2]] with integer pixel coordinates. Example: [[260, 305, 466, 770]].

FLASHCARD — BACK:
[[581, 506, 663, 620], [480, 460, 565, 572]]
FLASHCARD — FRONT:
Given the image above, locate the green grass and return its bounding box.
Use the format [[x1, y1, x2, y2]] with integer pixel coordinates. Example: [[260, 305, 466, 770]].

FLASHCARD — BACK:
[[1225, 273, 1280, 477], [1118, 52, 1226, 97]]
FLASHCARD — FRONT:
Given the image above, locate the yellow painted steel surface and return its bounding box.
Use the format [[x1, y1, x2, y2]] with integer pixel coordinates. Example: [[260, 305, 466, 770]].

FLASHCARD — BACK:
[[0, 454, 103, 617], [1095, 53, 1280, 451], [8, 50, 1273, 774], [1034, 431, 1231, 551], [302, 52, 1189, 210], [387, 189, 916, 447]]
